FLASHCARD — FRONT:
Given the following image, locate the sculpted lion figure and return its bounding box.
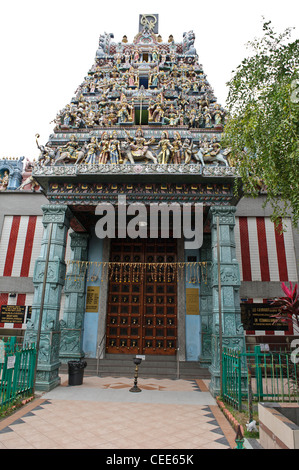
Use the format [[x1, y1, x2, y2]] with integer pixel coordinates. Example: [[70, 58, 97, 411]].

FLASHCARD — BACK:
[[183, 30, 197, 55]]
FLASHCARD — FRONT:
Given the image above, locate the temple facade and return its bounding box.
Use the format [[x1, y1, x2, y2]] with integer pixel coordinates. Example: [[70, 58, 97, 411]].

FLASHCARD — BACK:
[[0, 15, 298, 393]]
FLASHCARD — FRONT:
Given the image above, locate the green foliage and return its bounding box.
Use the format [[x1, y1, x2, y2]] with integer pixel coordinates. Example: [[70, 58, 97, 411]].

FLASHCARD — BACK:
[[271, 281, 299, 327], [222, 20, 299, 226]]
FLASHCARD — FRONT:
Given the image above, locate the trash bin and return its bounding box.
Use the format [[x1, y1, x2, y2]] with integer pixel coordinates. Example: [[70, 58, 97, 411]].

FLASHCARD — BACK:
[[68, 360, 87, 386]]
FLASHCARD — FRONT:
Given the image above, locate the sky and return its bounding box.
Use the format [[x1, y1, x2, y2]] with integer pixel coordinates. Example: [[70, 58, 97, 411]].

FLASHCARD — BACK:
[[0, 0, 298, 161]]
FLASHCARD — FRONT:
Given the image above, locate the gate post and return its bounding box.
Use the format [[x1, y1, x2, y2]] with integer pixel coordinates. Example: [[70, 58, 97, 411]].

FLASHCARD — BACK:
[[254, 345, 263, 400], [199, 234, 212, 368], [208, 206, 246, 397], [59, 231, 89, 363]]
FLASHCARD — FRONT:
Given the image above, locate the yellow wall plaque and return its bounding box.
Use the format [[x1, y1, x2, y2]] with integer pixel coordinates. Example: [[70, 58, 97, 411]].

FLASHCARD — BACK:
[[186, 288, 200, 315], [86, 286, 100, 312]]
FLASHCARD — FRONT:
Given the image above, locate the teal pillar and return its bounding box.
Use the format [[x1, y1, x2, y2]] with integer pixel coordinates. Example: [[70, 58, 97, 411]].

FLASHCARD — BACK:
[[59, 231, 89, 363], [24, 204, 71, 391], [208, 206, 246, 397], [199, 234, 213, 368]]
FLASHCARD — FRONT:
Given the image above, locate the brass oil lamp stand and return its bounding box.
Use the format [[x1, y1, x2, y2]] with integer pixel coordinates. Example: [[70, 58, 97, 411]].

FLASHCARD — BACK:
[[129, 357, 142, 392]]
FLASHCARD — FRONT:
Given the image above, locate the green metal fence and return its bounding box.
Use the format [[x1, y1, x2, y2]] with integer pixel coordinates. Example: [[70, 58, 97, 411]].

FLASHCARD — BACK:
[[0, 337, 37, 411], [222, 346, 299, 410]]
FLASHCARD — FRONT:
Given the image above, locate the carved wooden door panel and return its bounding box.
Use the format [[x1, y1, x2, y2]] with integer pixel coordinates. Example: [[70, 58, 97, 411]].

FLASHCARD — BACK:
[[106, 238, 177, 355]]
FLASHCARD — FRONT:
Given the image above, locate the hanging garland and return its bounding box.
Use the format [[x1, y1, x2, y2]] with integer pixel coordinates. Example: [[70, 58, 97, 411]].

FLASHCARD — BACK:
[[66, 260, 208, 284]]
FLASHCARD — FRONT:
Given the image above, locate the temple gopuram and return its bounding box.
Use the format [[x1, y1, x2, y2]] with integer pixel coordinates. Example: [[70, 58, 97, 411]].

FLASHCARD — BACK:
[[0, 15, 298, 393]]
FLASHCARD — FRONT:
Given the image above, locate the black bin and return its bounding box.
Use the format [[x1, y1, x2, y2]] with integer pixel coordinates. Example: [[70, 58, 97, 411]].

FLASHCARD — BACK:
[[68, 360, 87, 386]]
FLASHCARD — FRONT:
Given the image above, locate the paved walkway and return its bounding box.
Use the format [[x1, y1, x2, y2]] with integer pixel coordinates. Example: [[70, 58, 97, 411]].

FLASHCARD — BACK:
[[0, 375, 237, 449]]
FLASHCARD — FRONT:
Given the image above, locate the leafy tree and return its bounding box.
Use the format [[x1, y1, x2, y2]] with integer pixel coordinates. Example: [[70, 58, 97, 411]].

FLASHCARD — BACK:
[[222, 20, 299, 227]]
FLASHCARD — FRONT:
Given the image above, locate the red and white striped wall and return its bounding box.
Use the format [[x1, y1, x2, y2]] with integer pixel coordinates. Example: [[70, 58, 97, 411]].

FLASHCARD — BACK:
[[0, 216, 43, 278], [0, 215, 43, 329], [234, 217, 298, 283], [0, 215, 72, 278], [235, 216, 298, 337], [0, 215, 71, 329]]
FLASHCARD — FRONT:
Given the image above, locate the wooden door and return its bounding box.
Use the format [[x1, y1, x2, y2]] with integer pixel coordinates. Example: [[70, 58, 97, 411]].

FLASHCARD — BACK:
[[106, 238, 177, 355]]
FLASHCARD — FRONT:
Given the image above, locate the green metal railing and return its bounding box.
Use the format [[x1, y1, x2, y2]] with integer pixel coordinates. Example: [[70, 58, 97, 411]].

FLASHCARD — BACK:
[[222, 346, 299, 410], [0, 337, 37, 411]]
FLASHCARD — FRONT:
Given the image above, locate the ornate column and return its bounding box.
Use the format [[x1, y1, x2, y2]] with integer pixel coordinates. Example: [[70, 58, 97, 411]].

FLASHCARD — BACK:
[[199, 234, 213, 368], [208, 206, 246, 396], [59, 231, 89, 363], [177, 238, 186, 361], [24, 204, 72, 391]]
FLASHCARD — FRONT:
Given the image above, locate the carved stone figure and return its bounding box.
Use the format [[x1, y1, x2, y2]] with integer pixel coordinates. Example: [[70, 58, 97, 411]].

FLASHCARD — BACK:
[[183, 30, 197, 55], [36, 134, 56, 166], [54, 136, 88, 165], [109, 131, 122, 164], [181, 139, 193, 164], [98, 132, 110, 164], [213, 104, 225, 126], [18, 160, 39, 191], [171, 131, 183, 164], [96, 32, 114, 58], [0, 171, 9, 191], [194, 137, 229, 167], [123, 128, 157, 163], [156, 131, 173, 164], [85, 136, 99, 164], [164, 105, 179, 126]]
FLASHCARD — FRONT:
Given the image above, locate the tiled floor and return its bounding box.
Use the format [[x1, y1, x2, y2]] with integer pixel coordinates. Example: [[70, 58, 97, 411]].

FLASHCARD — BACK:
[[0, 376, 236, 449]]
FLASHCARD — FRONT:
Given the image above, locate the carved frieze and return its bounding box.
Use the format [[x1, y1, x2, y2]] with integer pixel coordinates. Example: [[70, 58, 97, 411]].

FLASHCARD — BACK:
[[33, 259, 66, 286]]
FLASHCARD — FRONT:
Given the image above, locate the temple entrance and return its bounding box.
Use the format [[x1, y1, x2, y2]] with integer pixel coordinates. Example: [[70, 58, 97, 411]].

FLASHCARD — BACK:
[[106, 237, 177, 355]]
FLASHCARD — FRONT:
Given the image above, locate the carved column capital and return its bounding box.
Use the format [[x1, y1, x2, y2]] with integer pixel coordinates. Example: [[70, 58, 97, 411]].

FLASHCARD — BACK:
[[70, 231, 89, 249], [209, 206, 236, 227], [41, 204, 72, 228]]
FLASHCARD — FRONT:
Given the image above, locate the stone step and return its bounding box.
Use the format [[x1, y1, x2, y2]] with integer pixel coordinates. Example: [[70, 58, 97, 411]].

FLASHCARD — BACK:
[[104, 354, 177, 362], [59, 355, 210, 379]]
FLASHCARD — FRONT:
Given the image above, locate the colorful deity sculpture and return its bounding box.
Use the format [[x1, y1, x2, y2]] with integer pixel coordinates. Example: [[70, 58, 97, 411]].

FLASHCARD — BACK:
[[124, 128, 156, 163], [85, 136, 99, 164], [156, 131, 173, 164], [0, 171, 9, 191], [99, 132, 111, 164], [109, 131, 122, 164], [171, 131, 183, 164]]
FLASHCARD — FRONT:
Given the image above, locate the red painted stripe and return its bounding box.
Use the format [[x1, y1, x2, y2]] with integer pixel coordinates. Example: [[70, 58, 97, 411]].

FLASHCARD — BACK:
[[0, 293, 9, 327], [17, 294, 26, 305], [238, 217, 252, 281], [256, 217, 270, 281], [0, 293, 8, 306], [274, 220, 288, 281], [3, 216, 21, 277], [20, 216, 37, 277]]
